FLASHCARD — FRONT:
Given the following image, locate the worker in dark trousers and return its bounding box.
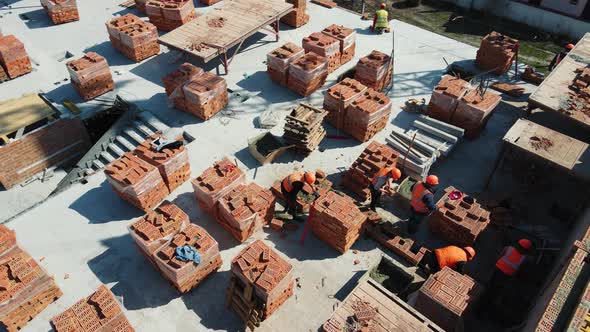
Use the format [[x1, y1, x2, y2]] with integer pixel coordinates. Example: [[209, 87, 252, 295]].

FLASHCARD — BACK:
[[549, 43, 574, 71], [423, 245, 475, 275], [280, 171, 317, 218], [369, 167, 401, 211], [407, 175, 439, 235]]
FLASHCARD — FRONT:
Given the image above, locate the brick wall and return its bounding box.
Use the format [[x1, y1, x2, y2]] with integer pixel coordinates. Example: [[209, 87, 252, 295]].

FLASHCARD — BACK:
[[0, 118, 91, 189]]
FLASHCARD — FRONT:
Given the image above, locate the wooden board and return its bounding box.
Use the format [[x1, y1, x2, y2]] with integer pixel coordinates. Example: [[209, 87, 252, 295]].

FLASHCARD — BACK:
[[0, 94, 55, 137], [528, 32, 590, 128], [158, 0, 293, 62]]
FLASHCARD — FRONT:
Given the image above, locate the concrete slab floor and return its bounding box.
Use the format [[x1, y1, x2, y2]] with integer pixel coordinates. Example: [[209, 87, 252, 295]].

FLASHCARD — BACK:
[[0, 0, 545, 330]]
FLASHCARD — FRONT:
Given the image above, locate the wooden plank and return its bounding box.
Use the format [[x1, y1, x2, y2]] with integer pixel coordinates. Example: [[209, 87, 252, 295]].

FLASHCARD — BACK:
[[0, 94, 55, 137]]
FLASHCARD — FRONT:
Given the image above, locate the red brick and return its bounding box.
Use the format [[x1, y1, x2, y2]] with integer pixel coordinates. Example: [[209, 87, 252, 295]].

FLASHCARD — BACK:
[[280, 8, 309, 28], [354, 50, 392, 92], [106, 14, 159, 62], [0, 35, 32, 79], [145, 0, 196, 31], [475, 31, 519, 75], [41, 0, 79, 25], [66, 53, 114, 100], [302, 32, 341, 73], [287, 52, 328, 96], [192, 158, 245, 213]]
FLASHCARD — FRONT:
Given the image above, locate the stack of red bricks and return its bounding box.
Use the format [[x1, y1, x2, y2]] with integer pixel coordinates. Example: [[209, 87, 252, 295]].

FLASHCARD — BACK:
[[229, 240, 294, 320], [162, 62, 204, 111], [270, 170, 332, 214], [340, 141, 399, 200], [106, 14, 160, 62], [309, 191, 368, 253], [66, 52, 115, 100], [475, 32, 519, 75], [415, 267, 482, 332], [354, 50, 392, 92], [154, 224, 222, 292], [266, 42, 304, 87], [192, 158, 246, 215], [133, 134, 190, 193], [216, 183, 276, 242], [40, 0, 79, 24], [429, 186, 491, 247], [105, 152, 169, 211], [145, 0, 196, 31], [302, 32, 341, 73], [134, 0, 147, 13], [50, 285, 134, 332], [343, 88, 392, 142], [366, 222, 430, 266], [321, 24, 356, 65], [427, 75, 471, 122], [323, 78, 367, 128], [281, 0, 309, 28], [0, 35, 32, 80], [287, 52, 328, 96]]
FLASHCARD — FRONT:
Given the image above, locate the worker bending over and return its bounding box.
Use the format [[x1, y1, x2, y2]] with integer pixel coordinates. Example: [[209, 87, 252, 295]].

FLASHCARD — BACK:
[[549, 43, 574, 71], [281, 171, 317, 218], [423, 245, 475, 274], [407, 175, 438, 234], [369, 167, 401, 211], [372, 3, 389, 34]]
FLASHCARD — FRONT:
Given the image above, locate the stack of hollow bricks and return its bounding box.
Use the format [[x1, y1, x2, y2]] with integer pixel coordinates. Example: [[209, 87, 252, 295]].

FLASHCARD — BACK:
[[0, 35, 32, 80], [309, 191, 367, 253], [145, 0, 196, 31], [429, 186, 491, 247], [281, 0, 308, 28], [321, 24, 356, 66], [343, 84, 392, 142], [162, 63, 228, 120], [287, 52, 328, 96], [66, 52, 115, 101], [0, 225, 62, 332], [50, 285, 134, 332], [270, 170, 332, 214], [40, 0, 79, 25], [192, 158, 246, 215], [415, 267, 482, 332], [475, 31, 519, 75], [354, 50, 392, 92], [266, 42, 304, 87], [366, 221, 430, 266], [229, 240, 294, 320], [106, 14, 160, 62], [323, 77, 366, 128], [302, 32, 341, 74], [340, 141, 399, 200]]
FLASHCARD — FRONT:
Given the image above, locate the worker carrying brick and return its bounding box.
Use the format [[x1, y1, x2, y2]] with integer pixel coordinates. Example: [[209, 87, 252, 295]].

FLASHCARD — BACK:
[[407, 175, 439, 235], [281, 171, 318, 218], [372, 3, 389, 34], [549, 43, 574, 71], [369, 167, 401, 211], [422, 245, 475, 275]]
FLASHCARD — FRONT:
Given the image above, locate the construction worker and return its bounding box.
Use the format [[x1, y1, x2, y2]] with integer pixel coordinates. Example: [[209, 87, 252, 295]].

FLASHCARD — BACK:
[[281, 171, 318, 218], [423, 245, 475, 274], [549, 43, 574, 71], [369, 167, 401, 211], [407, 175, 438, 234], [372, 3, 389, 34]]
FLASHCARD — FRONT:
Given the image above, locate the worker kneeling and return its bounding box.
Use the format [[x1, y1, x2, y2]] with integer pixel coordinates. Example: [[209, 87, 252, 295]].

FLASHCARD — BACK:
[[369, 167, 401, 211], [423, 245, 475, 275], [407, 175, 439, 235], [372, 3, 389, 34], [281, 171, 318, 218]]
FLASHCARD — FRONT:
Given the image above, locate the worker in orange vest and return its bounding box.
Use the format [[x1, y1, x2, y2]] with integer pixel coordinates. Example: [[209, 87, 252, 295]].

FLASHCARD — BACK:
[[549, 43, 574, 71], [280, 171, 318, 218], [369, 167, 401, 211], [407, 175, 439, 234], [423, 245, 475, 274]]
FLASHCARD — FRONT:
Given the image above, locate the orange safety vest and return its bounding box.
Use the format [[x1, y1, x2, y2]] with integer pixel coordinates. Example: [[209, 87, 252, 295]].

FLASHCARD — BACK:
[[282, 172, 304, 193], [435, 246, 468, 270], [371, 168, 391, 187], [496, 246, 525, 276], [410, 182, 432, 213]]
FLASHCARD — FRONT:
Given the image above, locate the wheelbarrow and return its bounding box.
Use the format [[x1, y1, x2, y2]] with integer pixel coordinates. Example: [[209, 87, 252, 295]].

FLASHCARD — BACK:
[[248, 132, 293, 165]]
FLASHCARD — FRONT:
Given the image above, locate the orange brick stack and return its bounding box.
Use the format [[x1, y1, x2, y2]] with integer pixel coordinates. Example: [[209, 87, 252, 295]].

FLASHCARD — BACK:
[[154, 224, 222, 292], [106, 14, 160, 62], [162, 62, 204, 111], [0, 226, 16, 256], [287, 52, 328, 96], [340, 141, 399, 200], [216, 183, 276, 242], [354, 50, 393, 92], [321, 24, 356, 65], [134, 0, 147, 13], [343, 88, 392, 142], [182, 72, 228, 120], [270, 170, 332, 214], [281, 0, 309, 28], [453, 89, 502, 138], [145, 0, 196, 31], [429, 186, 491, 247], [266, 42, 304, 87], [192, 158, 246, 214], [475, 31, 519, 75], [50, 285, 134, 332], [0, 244, 62, 332], [0, 35, 32, 80], [66, 53, 114, 101], [366, 222, 430, 266], [323, 78, 367, 128], [40, 0, 79, 24], [133, 134, 190, 193], [309, 191, 367, 253], [229, 240, 294, 320], [426, 75, 471, 122], [302, 32, 340, 73], [104, 152, 169, 211], [415, 267, 482, 332]]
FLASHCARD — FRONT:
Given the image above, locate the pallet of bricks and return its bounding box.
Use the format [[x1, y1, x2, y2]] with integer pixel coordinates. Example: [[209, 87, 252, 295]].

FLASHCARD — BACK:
[[66, 52, 115, 100], [281, 0, 308, 28], [475, 31, 519, 75], [162, 63, 228, 120], [145, 0, 196, 31], [0, 35, 32, 81], [302, 32, 341, 74], [266, 42, 304, 87], [105, 152, 169, 211], [134, 0, 147, 13], [321, 24, 356, 66], [192, 157, 246, 215], [429, 186, 490, 247], [287, 52, 328, 96], [106, 14, 160, 62], [40, 0, 79, 24], [309, 191, 367, 253], [270, 170, 332, 214], [0, 226, 62, 332], [354, 50, 392, 92], [283, 103, 327, 155], [50, 285, 134, 332], [227, 240, 294, 330], [414, 267, 482, 332]]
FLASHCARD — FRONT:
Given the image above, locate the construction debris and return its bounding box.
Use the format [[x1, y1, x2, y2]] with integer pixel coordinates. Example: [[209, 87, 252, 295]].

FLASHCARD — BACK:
[[271, 170, 332, 213], [354, 50, 393, 92], [529, 136, 554, 151], [303, 32, 341, 73], [266, 42, 304, 87], [145, 0, 197, 31], [41, 0, 80, 25], [311, 0, 337, 9], [283, 103, 327, 155], [475, 31, 519, 75], [522, 66, 544, 85], [66, 52, 115, 101], [281, 0, 309, 27], [106, 14, 160, 62], [0, 35, 32, 80], [287, 53, 328, 96], [558, 65, 590, 118], [490, 82, 525, 97], [321, 24, 356, 65], [192, 158, 246, 214]]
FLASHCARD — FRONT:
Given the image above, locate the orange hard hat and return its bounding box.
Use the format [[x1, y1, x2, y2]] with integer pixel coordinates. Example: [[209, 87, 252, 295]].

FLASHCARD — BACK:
[[425, 175, 439, 186], [390, 167, 401, 180], [518, 238, 532, 250], [566, 43, 575, 50], [380, 2, 386, 8], [464, 247, 476, 260], [304, 172, 316, 184]]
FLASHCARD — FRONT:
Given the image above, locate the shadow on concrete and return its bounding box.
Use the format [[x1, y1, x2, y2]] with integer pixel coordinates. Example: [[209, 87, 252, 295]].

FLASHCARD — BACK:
[[391, 69, 445, 98], [84, 41, 132, 67], [333, 270, 365, 301], [21, 8, 52, 29], [354, 27, 382, 36], [236, 70, 301, 104]]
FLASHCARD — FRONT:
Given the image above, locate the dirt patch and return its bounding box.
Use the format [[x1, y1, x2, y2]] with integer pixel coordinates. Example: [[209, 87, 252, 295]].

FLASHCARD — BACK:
[[255, 133, 283, 156], [529, 136, 553, 151], [207, 17, 226, 28]]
